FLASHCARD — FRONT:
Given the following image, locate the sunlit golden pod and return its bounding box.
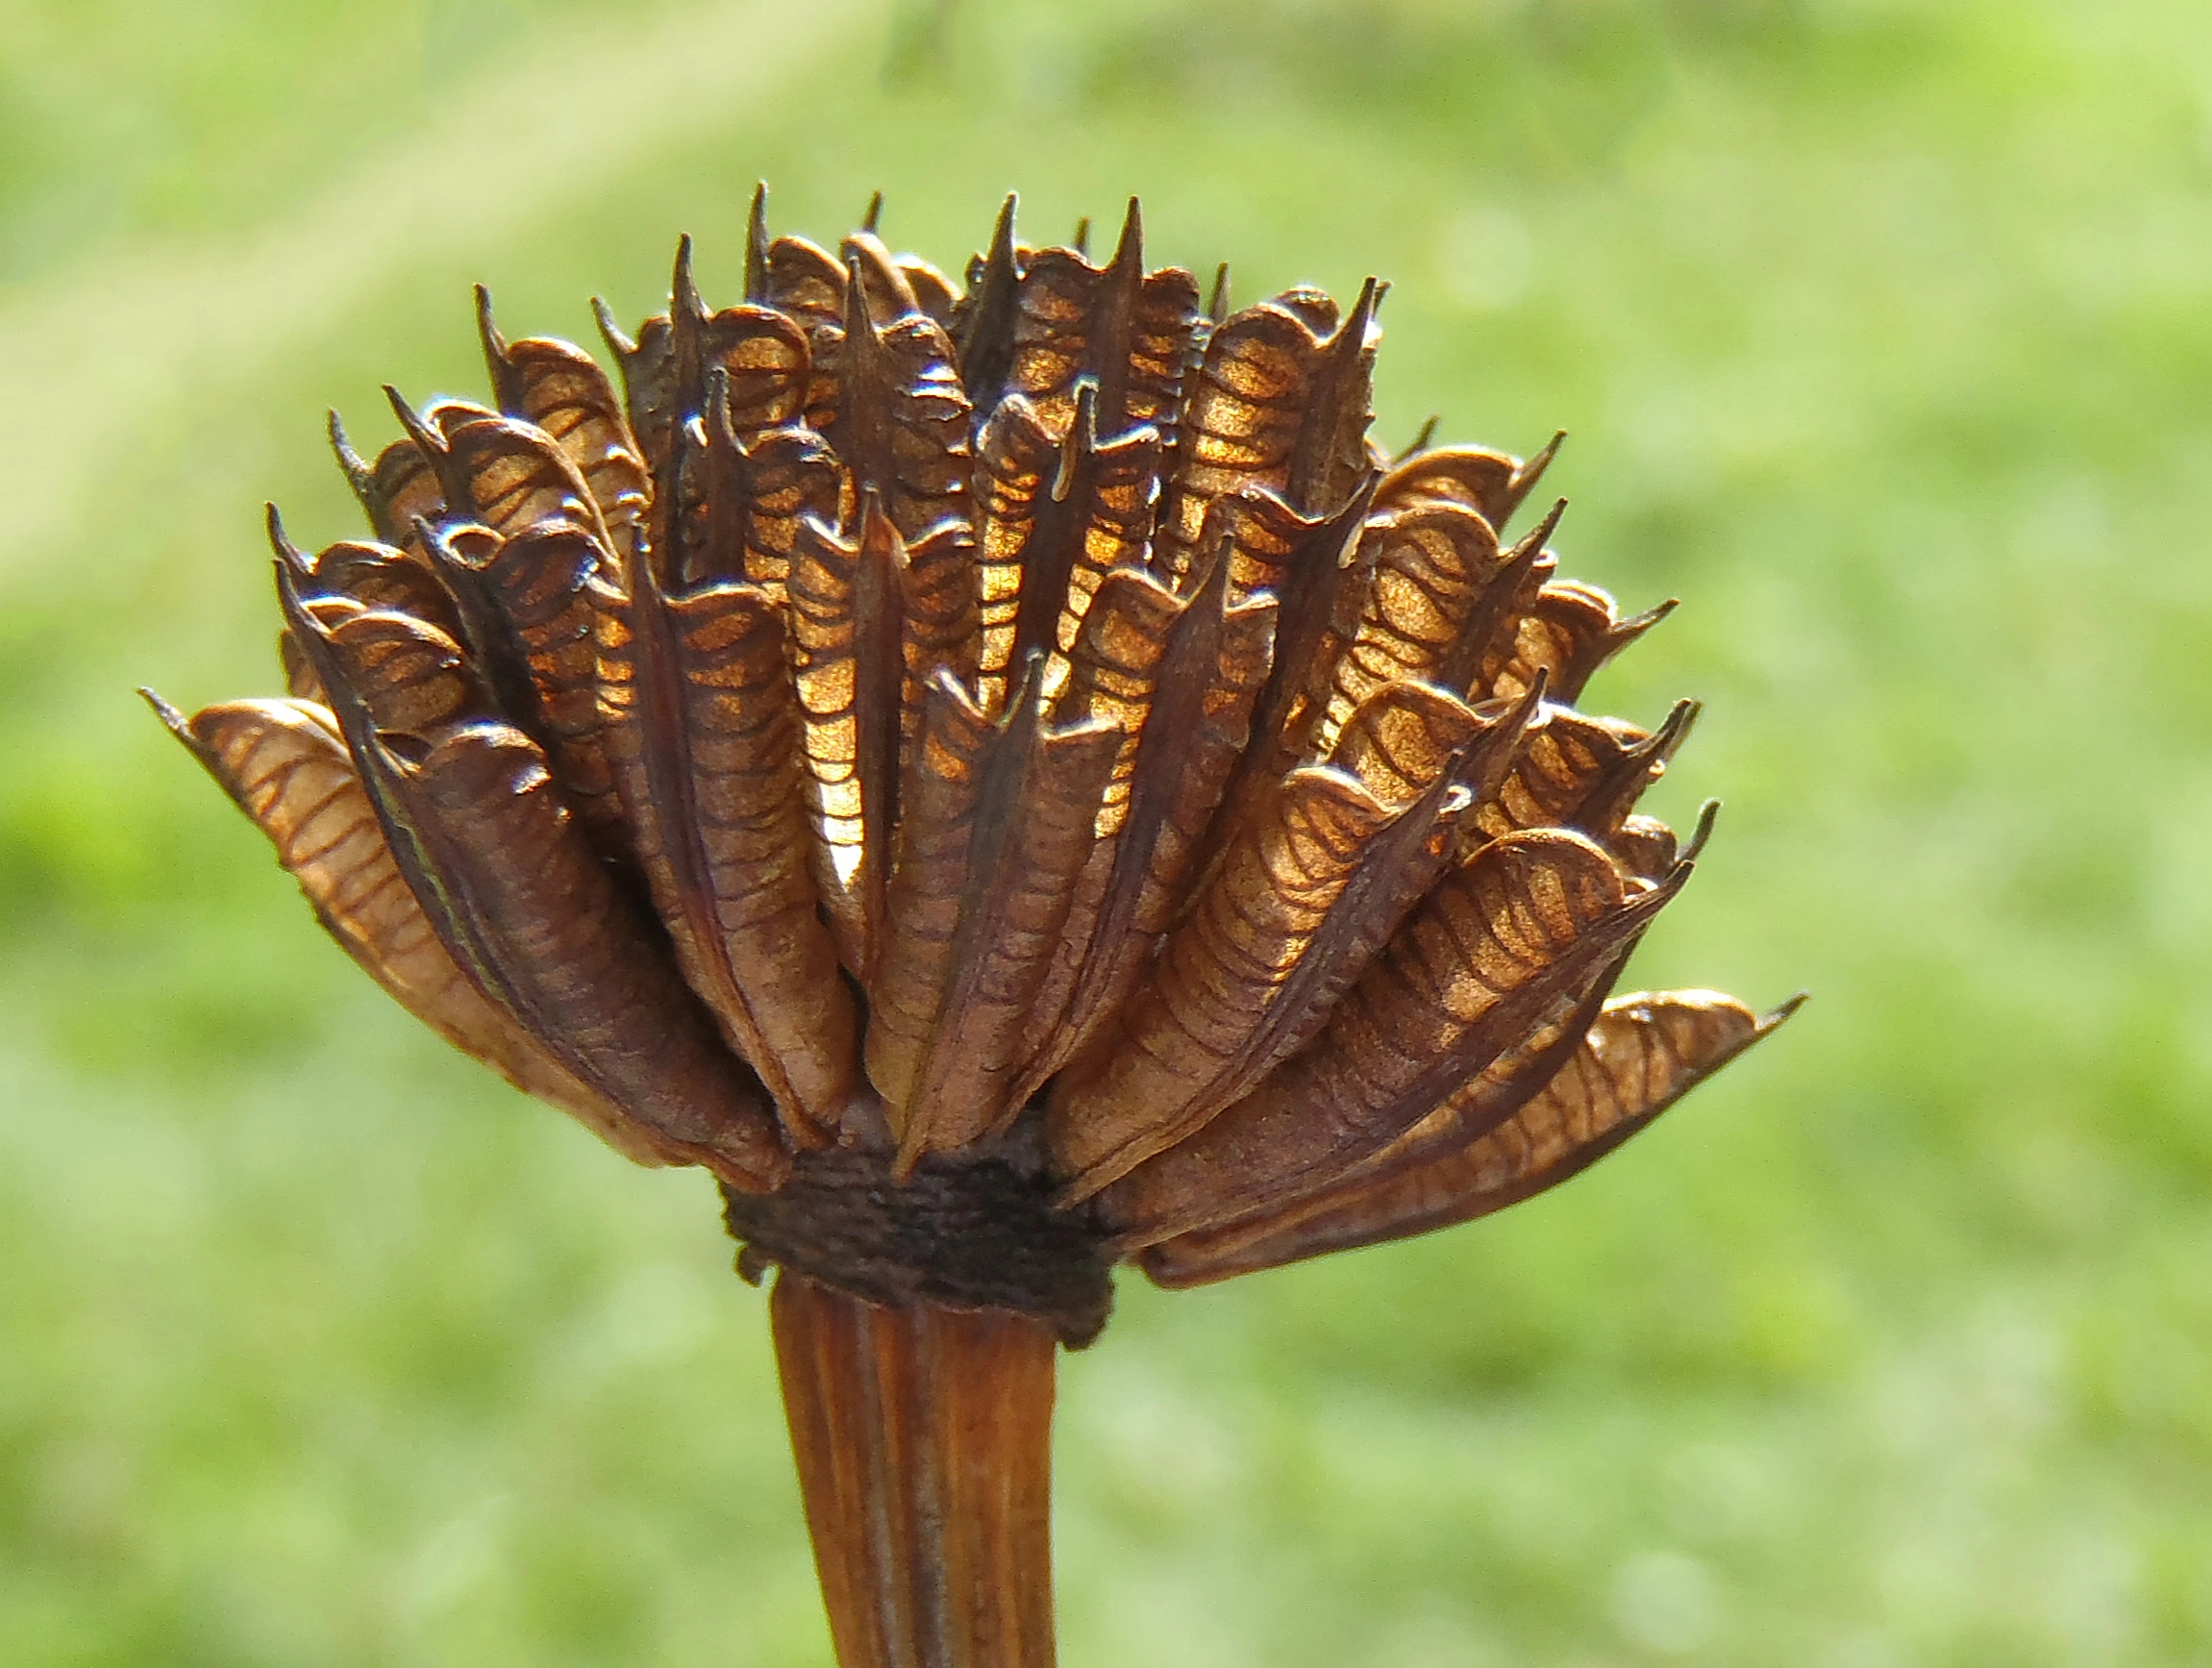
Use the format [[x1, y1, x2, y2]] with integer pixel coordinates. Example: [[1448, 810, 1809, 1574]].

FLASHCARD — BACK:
[[153, 187, 1797, 1668]]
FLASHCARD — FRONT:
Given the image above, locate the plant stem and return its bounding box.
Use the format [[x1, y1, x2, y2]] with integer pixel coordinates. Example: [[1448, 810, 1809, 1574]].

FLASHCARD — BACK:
[[770, 1270, 1058, 1667]]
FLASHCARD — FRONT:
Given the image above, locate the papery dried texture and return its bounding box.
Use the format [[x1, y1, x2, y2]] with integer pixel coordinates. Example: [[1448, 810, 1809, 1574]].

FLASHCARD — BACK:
[[895, 520, 985, 734], [780, 494, 981, 983], [1048, 677, 1537, 1202], [1337, 444, 1667, 723], [696, 394, 843, 597], [1144, 990, 1802, 1285], [1051, 761, 1435, 1201], [328, 412, 448, 561], [597, 556, 857, 1138], [1483, 579, 1675, 708], [1000, 567, 1182, 1080], [754, 224, 850, 433], [1472, 698, 1697, 864], [786, 507, 909, 974], [274, 519, 464, 641], [379, 731, 785, 1184], [172, 203, 1777, 1293], [700, 305, 815, 448], [286, 582, 786, 1189], [477, 286, 652, 537], [772, 1275, 1057, 1668], [842, 227, 928, 325], [387, 390, 618, 557], [1193, 483, 1379, 856], [149, 694, 681, 1166], [758, 222, 850, 328], [895, 257, 958, 326], [1208, 483, 1351, 603], [596, 240, 813, 475], [1328, 677, 1494, 806], [1050, 567, 1190, 840], [1156, 282, 1379, 584], [1063, 680, 1539, 1168], [419, 518, 634, 858], [1372, 434, 1561, 530], [306, 602, 485, 734], [829, 275, 973, 540], [1326, 947, 1635, 1191], [861, 680, 999, 1136], [271, 516, 463, 707], [972, 386, 1160, 707], [866, 669, 1118, 1168], [1014, 560, 1278, 1095], [1002, 201, 1202, 455], [891, 690, 1114, 1158], [1318, 499, 1558, 749], [1098, 829, 1687, 1247]]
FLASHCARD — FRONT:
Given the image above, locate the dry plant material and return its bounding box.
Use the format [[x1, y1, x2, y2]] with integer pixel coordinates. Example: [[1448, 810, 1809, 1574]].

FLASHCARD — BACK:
[[156, 189, 1796, 1668]]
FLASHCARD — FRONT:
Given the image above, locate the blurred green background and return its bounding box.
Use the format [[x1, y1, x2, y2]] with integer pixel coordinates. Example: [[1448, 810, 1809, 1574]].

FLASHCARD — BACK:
[[5, 0, 2211, 1660]]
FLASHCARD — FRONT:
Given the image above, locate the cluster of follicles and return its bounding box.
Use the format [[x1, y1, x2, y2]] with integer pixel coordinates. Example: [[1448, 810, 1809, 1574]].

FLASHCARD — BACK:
[[157, 191, 1795, 1346]]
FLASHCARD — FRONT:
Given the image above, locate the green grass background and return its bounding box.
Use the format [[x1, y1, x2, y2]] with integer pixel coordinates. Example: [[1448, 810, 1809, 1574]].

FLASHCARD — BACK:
[[5, 0, 2211, 1660]]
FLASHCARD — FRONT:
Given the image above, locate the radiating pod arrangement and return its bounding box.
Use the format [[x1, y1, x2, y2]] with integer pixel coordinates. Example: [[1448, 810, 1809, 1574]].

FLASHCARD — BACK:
[[154, 187, 1796, 1665]]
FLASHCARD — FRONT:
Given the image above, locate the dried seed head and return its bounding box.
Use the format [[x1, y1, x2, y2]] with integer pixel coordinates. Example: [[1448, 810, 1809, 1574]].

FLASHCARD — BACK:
[[160, 189, 1795, 1345]]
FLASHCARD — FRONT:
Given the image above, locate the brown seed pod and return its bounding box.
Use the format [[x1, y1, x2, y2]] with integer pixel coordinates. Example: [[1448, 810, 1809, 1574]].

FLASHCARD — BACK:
[[158, 188, 1793, 1668]]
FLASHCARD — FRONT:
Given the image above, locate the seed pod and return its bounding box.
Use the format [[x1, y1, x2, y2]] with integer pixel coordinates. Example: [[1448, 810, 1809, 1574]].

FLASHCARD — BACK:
[[1143, 991, 1804, 1286], [163, 194, 1790, 1668]]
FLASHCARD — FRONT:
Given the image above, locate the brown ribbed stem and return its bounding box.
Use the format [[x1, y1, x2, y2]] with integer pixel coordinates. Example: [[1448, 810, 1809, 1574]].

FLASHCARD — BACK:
[[771, 1271, 1058, 1668]]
